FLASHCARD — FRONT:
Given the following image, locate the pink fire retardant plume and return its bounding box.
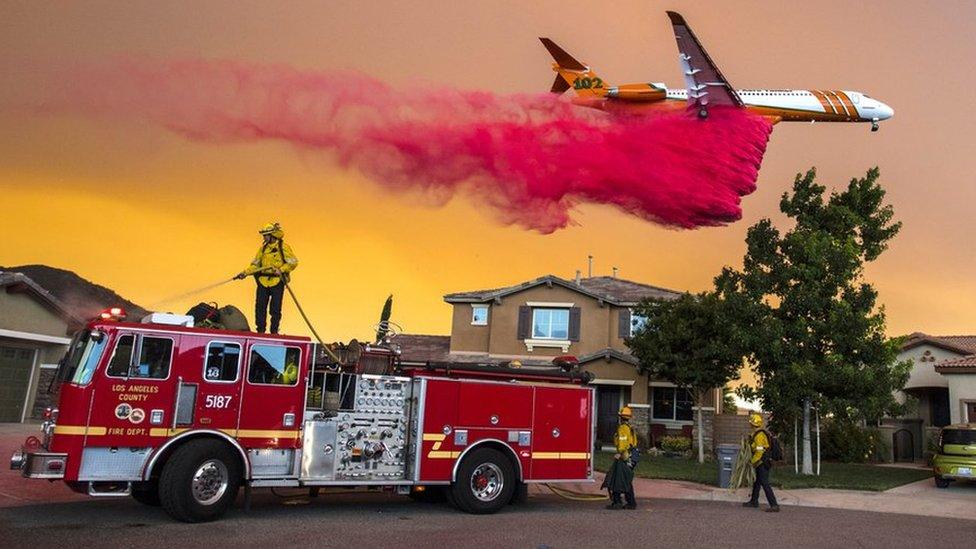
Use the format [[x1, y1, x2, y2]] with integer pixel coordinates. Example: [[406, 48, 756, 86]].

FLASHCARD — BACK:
[[39, 59, 773, 233]]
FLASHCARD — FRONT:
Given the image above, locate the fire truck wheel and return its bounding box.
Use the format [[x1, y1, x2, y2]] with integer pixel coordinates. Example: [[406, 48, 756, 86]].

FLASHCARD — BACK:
[[159, 439, 242, 522], [131, 481, 161, 506], [451, 447, 516, 514]]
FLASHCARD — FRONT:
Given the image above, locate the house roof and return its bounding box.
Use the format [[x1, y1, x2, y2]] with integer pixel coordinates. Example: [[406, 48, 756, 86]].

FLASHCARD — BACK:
[[0, 271, 85, 327], [900, 332, 976, 355], [934, 354, 976, 374], [444, 274, 681, 306], [578, 347, 639, 366], [395, 334, 452, 364]]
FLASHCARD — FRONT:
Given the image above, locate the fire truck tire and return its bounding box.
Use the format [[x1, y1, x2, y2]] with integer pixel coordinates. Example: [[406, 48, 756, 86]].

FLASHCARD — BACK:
[[159, 439, 242, 522], [451, 447, 516, 514], [509, 482, 529, 505], [131, 481, 161, 506]]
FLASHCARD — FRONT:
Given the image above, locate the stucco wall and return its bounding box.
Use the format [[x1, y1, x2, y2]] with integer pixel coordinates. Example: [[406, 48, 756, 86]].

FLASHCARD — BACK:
[[583, 357, 647, 404], [900, 344, 958, 389], [448, 304, 490, 353], [0, 291, 69, 337], [945, 374, 976, 424]]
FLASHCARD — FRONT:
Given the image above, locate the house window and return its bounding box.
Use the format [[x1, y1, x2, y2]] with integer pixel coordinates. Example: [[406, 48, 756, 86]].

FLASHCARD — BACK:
[[532, 308, 569, 340], [471, 305, 489, 326], [652, 386, 694, 422], [630, 311, 648, 336]]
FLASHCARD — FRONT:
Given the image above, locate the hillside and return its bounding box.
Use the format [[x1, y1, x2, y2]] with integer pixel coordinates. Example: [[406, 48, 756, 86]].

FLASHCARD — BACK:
[[2, 264, 148, 321]]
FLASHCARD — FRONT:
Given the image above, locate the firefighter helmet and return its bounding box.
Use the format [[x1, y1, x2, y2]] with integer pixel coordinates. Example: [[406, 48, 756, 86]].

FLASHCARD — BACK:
[[618, 406, 632, 419], [748, 412, 763, 428], [259, 222, 284, 239]]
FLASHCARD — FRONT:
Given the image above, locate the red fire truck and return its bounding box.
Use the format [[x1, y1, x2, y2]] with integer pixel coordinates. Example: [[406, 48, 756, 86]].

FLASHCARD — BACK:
[[10, 309, 596, 522]]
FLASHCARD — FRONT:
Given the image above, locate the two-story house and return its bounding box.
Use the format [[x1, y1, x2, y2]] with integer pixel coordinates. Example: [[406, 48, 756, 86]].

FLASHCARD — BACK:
[[397, 273, 724, 450]]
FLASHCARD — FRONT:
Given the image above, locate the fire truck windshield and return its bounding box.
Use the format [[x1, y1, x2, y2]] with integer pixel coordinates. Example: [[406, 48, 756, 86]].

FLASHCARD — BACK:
[[61, 330, 108, 385]]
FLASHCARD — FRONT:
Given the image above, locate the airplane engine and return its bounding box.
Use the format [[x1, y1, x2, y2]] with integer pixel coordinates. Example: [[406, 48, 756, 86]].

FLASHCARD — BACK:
[[606, 85, 666, 102]]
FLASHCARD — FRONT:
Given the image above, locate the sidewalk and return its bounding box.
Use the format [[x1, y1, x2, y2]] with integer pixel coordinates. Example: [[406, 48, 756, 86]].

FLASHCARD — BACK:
[[539, 472, 976, 521]]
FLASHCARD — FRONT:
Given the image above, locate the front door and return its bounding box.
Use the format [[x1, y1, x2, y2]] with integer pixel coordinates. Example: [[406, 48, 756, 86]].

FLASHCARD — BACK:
[[966, 402, 976, 423], [595, 385, 621, 447]]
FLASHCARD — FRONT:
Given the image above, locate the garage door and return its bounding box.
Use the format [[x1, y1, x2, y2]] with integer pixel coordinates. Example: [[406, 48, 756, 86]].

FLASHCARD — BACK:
[[0, 346, 35, 422]]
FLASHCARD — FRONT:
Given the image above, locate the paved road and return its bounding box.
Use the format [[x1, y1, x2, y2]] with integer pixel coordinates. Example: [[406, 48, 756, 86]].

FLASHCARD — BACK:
[[1, 490, 974, 549]]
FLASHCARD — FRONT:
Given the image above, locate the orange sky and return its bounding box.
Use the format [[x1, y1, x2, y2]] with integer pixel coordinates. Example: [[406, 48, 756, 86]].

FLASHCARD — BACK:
[[2, 1, 975, 340]]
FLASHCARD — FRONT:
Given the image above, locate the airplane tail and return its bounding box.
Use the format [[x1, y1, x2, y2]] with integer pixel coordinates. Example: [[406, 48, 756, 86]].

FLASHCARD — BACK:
[[539, 38, 609, 98]]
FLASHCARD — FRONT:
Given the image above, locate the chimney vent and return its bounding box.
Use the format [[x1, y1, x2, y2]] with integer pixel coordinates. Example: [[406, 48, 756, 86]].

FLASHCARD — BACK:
[[612, 267, 618, 278], [587, 255, 593, 278], [575, 270, 582, 285]]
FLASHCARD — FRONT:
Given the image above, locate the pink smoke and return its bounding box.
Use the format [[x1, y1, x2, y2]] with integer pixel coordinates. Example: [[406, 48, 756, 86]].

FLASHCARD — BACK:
[[35, 59, 772, 233]]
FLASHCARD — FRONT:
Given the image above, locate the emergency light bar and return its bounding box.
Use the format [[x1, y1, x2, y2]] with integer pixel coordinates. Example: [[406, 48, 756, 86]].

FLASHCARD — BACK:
[[98, 307, 126, 321]]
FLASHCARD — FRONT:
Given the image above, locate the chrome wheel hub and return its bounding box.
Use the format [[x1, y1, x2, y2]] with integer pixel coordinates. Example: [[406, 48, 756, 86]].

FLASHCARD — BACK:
[[192, 459, 228, 506], [470, 463, 503, 502]]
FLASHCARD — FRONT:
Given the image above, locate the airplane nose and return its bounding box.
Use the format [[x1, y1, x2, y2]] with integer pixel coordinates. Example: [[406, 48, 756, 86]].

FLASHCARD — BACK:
[[878, 103, 894, 120]]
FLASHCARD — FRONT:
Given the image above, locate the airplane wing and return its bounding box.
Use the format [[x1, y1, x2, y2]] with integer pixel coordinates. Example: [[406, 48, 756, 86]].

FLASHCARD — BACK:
[[666, 11, 742, 113]]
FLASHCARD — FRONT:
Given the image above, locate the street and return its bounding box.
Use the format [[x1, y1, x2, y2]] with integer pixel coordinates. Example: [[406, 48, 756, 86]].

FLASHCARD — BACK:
[[1, 489, 974, 548]]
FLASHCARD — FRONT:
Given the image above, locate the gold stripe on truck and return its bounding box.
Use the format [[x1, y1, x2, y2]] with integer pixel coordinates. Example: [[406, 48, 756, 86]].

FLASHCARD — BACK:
[[533, 452, 591, 460], [53, 425, 107, 436]]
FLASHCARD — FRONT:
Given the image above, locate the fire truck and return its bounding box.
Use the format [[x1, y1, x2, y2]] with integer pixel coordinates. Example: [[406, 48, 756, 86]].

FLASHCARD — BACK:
[[10, 309, 596, 522]]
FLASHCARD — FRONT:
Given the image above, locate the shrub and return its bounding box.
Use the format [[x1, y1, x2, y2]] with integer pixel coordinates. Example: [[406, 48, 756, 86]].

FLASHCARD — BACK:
[[822, 420, 886, 463], [661, 436, 692, 454]]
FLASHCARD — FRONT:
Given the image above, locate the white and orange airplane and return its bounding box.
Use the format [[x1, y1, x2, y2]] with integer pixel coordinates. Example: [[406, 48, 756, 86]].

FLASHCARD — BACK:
[[541, 11, 894, 131]]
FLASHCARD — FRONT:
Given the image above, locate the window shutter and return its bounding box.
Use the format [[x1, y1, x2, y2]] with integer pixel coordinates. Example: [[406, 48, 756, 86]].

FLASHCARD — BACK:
[[517, 306, 531, 340], [568, 307, 581, 342], [618, 308, 631, 338]]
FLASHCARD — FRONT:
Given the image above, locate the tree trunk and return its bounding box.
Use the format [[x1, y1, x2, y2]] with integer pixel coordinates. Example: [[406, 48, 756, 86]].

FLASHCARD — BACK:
[[697, 404, 705, 463], [802, 398, 813, 475]]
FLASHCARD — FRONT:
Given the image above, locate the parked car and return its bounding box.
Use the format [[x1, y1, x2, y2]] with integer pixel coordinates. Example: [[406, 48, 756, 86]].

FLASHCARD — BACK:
[[932, 424, 976, 488]]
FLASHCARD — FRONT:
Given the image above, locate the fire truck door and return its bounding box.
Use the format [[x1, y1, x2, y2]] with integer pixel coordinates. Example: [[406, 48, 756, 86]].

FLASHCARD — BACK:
[[98, 331, 180, 447], [195, 340, 244, 434], [238, 342, 305, 451], [530, 386, 592, 480]]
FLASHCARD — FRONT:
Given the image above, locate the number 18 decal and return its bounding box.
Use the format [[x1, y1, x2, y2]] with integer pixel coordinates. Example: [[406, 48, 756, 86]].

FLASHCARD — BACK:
[[205, 395, 233, 409]]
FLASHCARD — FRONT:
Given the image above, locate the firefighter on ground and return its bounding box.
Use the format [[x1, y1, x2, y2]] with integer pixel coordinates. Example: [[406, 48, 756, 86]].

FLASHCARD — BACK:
[[601, 406, 638, 510], [742, 412, 780, 512], [234, 222, 298, 334]]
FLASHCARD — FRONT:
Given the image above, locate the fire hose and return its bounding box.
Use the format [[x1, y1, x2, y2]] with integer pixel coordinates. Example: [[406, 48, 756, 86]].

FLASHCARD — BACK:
[[544, 484, 609, 501]]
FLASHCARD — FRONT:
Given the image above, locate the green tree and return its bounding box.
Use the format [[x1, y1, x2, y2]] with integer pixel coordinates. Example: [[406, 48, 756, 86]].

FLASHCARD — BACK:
[[717, 167, 911, 474], [627, 291, 747, 463]]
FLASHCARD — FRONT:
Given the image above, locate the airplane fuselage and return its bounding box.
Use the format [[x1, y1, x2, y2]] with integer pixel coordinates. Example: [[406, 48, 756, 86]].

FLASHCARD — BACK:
[[571, 86, 894, 128]]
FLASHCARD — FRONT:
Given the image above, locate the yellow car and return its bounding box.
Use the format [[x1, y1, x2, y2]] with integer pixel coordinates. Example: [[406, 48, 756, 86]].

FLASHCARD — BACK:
[[933, 424, 976, 488]]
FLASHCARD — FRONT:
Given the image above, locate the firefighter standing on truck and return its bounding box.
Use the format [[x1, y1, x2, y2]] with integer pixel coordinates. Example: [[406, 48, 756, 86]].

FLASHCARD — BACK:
[[234, 222, 298, 334], [742, 412, 780, 512], [601, 406, 638, 510]]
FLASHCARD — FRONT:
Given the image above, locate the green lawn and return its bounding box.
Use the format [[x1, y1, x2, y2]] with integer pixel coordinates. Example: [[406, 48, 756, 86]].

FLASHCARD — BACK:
[[595, 452, 933, 491]]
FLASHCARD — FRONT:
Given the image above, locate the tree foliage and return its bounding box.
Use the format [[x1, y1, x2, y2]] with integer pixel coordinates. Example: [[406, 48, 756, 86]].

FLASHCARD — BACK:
[[718, 168, 911, 436], [627, 291, 748, 461]]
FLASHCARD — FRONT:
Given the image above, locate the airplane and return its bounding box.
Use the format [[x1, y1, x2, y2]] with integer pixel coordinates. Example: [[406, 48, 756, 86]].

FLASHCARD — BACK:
[[540, 11, 894, 131]]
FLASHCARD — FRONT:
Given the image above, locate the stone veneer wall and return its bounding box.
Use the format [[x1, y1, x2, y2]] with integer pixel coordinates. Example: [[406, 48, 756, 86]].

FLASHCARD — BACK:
[[30, 369, 60, 418], [691, 407, 716, 454], [628, 405, 651, 449]]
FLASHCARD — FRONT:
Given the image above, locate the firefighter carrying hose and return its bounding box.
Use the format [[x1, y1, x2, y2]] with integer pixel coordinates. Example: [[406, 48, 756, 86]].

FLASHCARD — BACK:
[[601, 406, 638, 510], [234, 222, 298, 334], [742, 412, 780, 512]]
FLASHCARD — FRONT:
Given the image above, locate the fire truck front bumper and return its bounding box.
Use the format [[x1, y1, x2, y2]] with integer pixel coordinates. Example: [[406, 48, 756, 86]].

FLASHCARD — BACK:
[[10, 449, 68, 479]]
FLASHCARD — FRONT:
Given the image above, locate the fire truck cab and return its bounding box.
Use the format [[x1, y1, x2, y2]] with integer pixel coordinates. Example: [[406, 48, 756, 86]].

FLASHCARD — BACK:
[[11, 311, 596, 522]]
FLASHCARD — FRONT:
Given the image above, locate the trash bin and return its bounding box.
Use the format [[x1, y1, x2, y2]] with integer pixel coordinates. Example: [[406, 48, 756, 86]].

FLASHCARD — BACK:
[[716, 443, 739, 488]]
